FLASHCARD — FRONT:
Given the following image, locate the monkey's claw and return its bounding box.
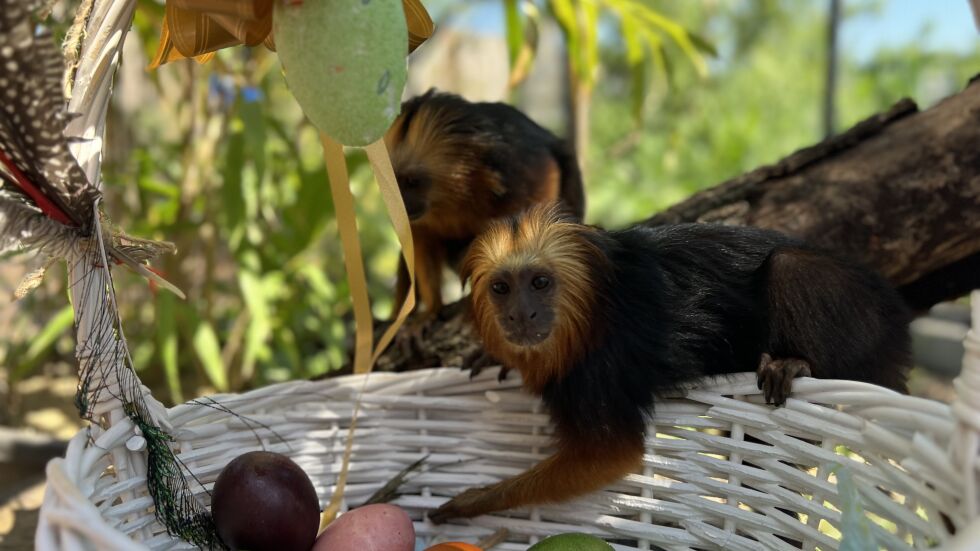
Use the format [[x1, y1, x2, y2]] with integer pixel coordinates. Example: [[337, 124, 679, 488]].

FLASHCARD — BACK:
[[428, 487, 494, 525], [462, 350, 508, 381], [757, 353, 812, 406]]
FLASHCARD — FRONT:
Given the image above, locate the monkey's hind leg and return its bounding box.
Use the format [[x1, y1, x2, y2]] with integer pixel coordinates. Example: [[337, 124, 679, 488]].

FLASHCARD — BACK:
[[390, 255, 412, 321], [760, 247, 911, 394], [757, 352, 811, 406], [390, 233, 446, 321]]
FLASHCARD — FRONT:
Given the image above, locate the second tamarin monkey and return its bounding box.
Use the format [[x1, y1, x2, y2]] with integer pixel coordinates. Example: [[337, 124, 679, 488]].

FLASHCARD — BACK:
[[429, 204, 910, 523], [385, 89, 585, 319]]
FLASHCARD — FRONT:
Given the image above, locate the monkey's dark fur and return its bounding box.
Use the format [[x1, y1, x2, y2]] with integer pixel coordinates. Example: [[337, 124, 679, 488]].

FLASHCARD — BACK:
[[550, 222, 910, 447], [432, 207, 911, 522]]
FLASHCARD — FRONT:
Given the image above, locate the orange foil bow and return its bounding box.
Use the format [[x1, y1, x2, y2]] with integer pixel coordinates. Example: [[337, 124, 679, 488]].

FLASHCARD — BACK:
[[150, 0, 434, 68]]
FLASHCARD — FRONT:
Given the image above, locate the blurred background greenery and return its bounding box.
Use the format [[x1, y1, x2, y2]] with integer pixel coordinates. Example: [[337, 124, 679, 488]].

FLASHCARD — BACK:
[[0, 0, 978, 419]]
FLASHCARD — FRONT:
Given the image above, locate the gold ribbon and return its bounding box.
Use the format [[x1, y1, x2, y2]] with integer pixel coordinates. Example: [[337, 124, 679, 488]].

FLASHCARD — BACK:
[[150, 0, 434, 68], [320, 135, 416, 376], [317, 134, 416, 528]]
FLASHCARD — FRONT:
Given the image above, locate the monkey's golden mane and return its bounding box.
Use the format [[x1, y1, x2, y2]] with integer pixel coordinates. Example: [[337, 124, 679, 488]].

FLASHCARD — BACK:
[[461, 204, 608, 392]]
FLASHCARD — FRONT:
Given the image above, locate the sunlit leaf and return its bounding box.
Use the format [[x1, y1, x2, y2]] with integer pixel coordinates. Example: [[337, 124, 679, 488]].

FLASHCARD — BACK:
[[507, 1, 541, 88], [239, 95, 268, 186], [633, 26, 672, 90], [12, 305, 73, 381], [550, 0, 581, 77], [137, 176, 180, 198], [687, 29, 718, 57], [274, 328, 303, 379], [132, 341, 155, 373], [629, 2, 708, 77], [579, 0, 600, 88], [239, 269, 276, 383], [301, 264, 336, 301], [157, 292, 182, 403], [192, 319, 229, 391], [272, 167, 333, 260], [221, 120, 248, 252], [504, 0, 525, 66], [619, 14, 647, 122]]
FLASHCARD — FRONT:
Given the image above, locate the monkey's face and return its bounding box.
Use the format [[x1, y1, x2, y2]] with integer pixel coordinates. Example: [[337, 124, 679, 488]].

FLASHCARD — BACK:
[[396, 170, 433, 221], [486, 267, 557, 347]]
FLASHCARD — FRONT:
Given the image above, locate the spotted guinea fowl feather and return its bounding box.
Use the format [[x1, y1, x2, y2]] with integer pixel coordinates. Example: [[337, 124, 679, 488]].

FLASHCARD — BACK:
[[0, 2, 185, 299], [0, 2, 99, 232]]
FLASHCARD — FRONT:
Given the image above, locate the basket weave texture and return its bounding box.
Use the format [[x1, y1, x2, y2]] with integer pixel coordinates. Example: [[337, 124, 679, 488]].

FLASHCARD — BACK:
[[37, 309, 980, 551]]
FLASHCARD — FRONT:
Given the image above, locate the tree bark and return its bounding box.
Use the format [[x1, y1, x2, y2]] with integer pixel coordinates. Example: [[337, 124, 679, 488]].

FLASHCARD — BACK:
[[642, 76, 980, 310], [367, 75, 980, 373]]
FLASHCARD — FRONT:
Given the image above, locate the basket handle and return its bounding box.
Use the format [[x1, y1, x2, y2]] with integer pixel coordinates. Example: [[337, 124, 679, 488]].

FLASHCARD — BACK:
[[63, 0, 159, 429]]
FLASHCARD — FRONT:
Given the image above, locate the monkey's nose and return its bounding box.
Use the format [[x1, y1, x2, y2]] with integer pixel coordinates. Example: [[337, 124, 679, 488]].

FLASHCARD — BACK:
[[529, 311, 537, 320]]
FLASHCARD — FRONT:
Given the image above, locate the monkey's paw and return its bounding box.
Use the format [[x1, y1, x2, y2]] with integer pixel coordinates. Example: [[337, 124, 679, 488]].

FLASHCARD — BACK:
[[428, 487, 497, 525], [757, 353, 812, 406], [461, 350, 509, 382]]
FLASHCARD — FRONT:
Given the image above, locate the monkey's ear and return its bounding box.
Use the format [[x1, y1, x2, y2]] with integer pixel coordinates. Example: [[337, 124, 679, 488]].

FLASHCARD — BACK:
[[459, 259, 474, 287], [459, 250, 481, 289]]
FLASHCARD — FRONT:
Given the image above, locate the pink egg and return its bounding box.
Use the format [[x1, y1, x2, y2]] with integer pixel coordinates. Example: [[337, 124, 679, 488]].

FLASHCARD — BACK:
[[312, 504, 415, 551]]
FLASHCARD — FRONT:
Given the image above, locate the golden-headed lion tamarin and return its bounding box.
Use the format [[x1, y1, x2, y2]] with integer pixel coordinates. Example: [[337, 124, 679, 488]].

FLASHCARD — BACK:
[[385, 89, 585, 319], [429, 204, 910, 523]]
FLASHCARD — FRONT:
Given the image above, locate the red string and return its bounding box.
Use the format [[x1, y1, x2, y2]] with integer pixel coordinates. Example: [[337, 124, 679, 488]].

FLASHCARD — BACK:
[[0, 148, 75, 226]]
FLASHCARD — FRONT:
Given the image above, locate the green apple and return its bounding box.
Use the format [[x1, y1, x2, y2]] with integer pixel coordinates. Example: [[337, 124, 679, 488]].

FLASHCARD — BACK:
[[527, 533, 614, 550]]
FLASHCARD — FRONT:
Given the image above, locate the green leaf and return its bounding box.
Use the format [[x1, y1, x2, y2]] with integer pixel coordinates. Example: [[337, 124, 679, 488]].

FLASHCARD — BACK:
[[239, 97, 268, 185], [638, 26, 671, 87], [300, 263, 336, 301], [273, 328, 303, 379], [157, 292, 182, 403], [579, 0, 600, 88], [631, 4, 708, 77], [12, 305, 74, 381], [687, 29, 718, 57], [272, 166, 333, 260], [629, 56, 648, 123], [550, 0, 581, 77], [620, 12, 644, 65], [192, 320, 229, 391], [239, 270, 274, 383], [619, 14, 647, 123], [504, 0, 525, 66], [504, 0, 541, 87], [136, 176, 180, 199], [221, 120, 248, 252]]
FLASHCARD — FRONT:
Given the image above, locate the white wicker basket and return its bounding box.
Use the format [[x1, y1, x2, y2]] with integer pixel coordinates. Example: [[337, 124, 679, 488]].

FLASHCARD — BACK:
[[29, 0, 980, 548], [35, 293, 980, 551]]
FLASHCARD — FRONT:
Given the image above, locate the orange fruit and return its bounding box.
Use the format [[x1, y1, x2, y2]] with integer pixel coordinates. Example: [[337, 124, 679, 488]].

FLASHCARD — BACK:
[[425, 543, 483, 551]]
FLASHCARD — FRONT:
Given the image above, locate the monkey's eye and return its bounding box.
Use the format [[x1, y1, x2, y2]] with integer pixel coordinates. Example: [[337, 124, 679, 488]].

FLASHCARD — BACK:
[[531, 275, 551, 290], [491, 281, 510, 295]]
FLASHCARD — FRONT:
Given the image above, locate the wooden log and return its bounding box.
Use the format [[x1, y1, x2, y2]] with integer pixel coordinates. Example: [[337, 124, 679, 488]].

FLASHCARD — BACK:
[[642, 77, 980, 311]]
